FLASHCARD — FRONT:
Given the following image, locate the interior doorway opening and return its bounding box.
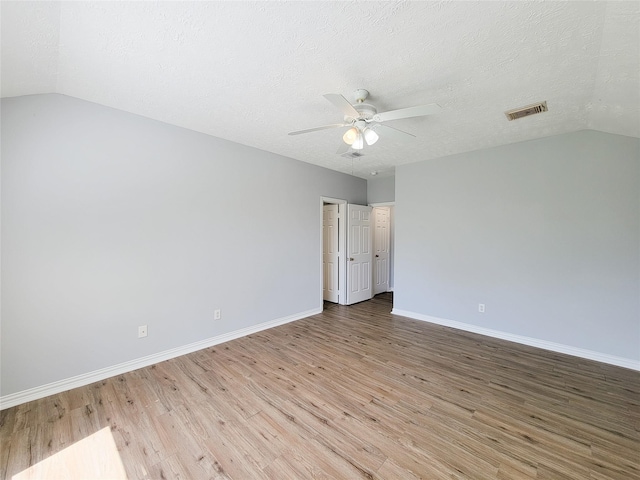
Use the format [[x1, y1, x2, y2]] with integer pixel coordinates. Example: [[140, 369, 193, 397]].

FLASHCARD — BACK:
[[321, 199, 394, 309], [321, 197, 346, 307]]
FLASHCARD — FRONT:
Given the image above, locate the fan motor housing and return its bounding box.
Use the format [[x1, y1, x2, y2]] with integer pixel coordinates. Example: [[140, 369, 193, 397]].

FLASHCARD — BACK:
[[345, 103, 377, 123]]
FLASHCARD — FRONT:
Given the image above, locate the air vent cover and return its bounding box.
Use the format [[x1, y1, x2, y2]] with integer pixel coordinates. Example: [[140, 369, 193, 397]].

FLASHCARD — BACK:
[[505, 101, 548, 121], [341, 151, 364, 159]]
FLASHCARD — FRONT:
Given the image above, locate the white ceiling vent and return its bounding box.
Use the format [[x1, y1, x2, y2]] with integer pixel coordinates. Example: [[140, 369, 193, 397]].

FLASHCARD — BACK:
[[505, 101, 548, 121], [341, 151, 364, 159]]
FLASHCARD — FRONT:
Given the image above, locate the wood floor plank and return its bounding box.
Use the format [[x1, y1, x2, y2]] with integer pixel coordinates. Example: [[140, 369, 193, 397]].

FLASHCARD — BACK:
[[2, 427, 31, 480], [1, 293, 638, 479]]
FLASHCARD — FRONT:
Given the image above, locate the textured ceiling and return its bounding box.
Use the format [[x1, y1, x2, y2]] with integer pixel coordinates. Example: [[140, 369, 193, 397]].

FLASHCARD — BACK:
[[2, 1, 639, 179]]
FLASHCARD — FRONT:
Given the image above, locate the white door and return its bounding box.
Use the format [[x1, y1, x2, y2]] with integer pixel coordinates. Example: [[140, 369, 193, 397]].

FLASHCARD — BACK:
[[373, 207, 390, 295], [323, 204, 339, 303], [346, 204, 372, 305]]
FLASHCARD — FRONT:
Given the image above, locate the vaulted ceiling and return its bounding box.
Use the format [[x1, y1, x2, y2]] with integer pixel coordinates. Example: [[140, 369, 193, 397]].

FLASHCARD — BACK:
[[2, 1, 638, 178]]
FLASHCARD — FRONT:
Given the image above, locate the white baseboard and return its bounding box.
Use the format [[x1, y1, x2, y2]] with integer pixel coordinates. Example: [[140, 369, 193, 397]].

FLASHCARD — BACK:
[[0, 307, 321, 410], [391, 309, 640, 371]]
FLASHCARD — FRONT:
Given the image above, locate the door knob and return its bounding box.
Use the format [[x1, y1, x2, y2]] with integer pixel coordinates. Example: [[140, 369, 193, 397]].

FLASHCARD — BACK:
[[349, 258, 354, 261], [375, 254, 379, 257]]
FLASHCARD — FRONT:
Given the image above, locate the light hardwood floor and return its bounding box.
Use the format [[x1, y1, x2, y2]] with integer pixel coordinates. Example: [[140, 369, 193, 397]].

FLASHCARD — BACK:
[[1, 293, 639, 479]]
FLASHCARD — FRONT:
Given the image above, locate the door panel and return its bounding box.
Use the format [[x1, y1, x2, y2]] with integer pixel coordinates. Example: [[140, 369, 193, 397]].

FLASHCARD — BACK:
[[373, 207, 390, 294], [323, 204, 339, 302], [347, 204, 372, 305]]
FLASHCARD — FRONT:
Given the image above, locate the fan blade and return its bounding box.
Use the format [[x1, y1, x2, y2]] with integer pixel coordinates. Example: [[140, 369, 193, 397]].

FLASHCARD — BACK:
[[373, 103, 441, 122], [336, 142, 351, 155], [288, 124, 346, 136], [323, 94, 360, 118], [370, 123, 416, 142]]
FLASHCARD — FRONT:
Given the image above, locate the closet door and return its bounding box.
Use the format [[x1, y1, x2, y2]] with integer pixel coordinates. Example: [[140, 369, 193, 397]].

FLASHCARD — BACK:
[[372, 207, 390, 295], [323, 204, 339, 303]]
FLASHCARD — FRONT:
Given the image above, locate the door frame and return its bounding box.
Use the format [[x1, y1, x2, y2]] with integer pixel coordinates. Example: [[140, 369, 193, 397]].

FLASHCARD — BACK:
[[320, 197, 347, 306]]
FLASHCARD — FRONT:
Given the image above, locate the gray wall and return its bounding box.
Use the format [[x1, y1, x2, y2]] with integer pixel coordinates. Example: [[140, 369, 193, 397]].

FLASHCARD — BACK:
[[367, 176, 395, 204], [395, 130, 639, 361], [1, 94, 367, 396]]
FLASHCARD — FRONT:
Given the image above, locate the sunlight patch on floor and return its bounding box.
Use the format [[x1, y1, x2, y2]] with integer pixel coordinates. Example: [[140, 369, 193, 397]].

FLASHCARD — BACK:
[[13, 426, 127, 480]]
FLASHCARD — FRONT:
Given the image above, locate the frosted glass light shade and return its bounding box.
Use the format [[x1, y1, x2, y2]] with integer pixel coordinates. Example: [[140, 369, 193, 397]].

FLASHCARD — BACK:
[[363, 128, 379, 145], [342, 127, 358, 145], [352, 132, 364, 150]]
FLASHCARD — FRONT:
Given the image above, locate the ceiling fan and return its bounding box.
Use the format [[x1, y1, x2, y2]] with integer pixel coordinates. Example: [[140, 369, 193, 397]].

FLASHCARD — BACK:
[[288, 89, 441, 152]]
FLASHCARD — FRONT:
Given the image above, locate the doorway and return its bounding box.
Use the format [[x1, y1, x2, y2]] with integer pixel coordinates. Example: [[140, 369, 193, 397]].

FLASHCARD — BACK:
[[321, 197, 346, 306], [321, 199, 394, 308]]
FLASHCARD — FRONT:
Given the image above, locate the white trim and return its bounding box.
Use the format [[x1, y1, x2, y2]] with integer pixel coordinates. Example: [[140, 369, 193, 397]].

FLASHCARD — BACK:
[[391, 309, 640, 371], [368, 201, 395, 207], [0, 307, 321, 410], [321, 196, 348, 205]]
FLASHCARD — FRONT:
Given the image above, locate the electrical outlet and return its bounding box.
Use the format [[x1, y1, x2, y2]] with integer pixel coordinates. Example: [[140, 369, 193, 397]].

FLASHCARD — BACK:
[[214, 309, 221, 320], [478, 304, 485, 313], [138, 325, 148, 338]]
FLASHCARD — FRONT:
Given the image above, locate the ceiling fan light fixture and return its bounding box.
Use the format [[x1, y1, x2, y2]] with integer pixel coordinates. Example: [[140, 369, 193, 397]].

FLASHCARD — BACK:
[[363, 127, 379, 146], [290, 90, 441, 156], [352, 132, 364, 150], [342, 127, 358, 145]]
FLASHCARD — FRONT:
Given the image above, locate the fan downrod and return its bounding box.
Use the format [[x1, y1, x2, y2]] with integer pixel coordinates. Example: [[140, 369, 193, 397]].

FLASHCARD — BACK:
[[353, 89, 369, 103]]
